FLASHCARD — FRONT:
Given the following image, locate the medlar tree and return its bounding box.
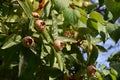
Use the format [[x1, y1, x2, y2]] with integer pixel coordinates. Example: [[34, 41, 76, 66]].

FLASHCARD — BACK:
[[0, 0, 120, 80]]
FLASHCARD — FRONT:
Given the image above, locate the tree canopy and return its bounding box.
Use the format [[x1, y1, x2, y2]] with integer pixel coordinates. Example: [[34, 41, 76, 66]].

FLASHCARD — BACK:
[[0, 0, 120, 80]]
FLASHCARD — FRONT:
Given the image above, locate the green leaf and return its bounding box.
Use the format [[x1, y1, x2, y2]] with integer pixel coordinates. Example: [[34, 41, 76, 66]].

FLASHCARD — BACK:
[[17, 0, 32, 18], [96, 72, 103, 80], [110, 63, 120, 76], [51, 10, 59, 40], [78, 8, 87, 17], [45, 19, 63, 25], [18, 54, 26, 77], [98, 23, 107, 41], [70, 54, 80, 64], [25, 0, 33, 11], [78, 8, 87, 23], [103, 69, 110, 76], [42, 30, 53, 43], [99, 0, 104, 6], [91, 38, 102, 45], [63, 8, 80, 27], [0, 34, 7, 38], [6, 14, 19, 23], [105, 0, 120, 21], [88, 45, 98, 65], [78, 27, 92, 35], [96, 45, 107, 52], [44, 45, 51, 54], [52, 47, 64, 71], [87, 18, 98, 31], [66, 43, 71, 51], [57, 36, 77, 43], [29, 18, 36, 32], [44, 0, 51, 17], [89, 11, 104, 23], [86, 3, 97, 13], [110, 68, 118, 77], [1, 34, 21, 49], [53, 0, 69, 11], [41, 45, 48, 59], [106, 24, 120, 42], [32, 0, 39, 11], [109, 74, 117, 80]]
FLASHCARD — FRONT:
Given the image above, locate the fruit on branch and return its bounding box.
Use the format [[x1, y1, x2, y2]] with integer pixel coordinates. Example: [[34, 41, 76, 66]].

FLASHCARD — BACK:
[[83, 1, 90, 7], [64, 31, 72, 38], [72, 31, 78, 39], [22, 36, 35, 48], [54, 39, 65, 51], [87, 65, 96, 77], [64, 31, 78, 39], [63, 74, 70, 80], [35, 20, 46, 32], [32, 12, 40, 18]]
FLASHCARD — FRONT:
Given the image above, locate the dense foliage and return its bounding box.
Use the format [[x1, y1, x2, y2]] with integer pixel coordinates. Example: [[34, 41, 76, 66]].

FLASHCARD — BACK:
[[0, 0, 120, 80]]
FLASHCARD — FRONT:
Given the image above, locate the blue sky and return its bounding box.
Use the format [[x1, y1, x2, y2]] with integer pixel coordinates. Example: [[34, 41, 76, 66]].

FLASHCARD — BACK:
[[96, 38, 120, 68]]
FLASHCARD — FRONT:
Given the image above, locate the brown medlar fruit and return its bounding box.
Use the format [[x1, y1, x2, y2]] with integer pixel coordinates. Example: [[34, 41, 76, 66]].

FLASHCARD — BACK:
[[87, 65, 96, 77], [22, 36, 35, 48], [72, 31, 78, 39], [35, 20, 46, 32], [64, 31, 72, 38], [32, 12, 40, 18], [54, 39, 65, 51]]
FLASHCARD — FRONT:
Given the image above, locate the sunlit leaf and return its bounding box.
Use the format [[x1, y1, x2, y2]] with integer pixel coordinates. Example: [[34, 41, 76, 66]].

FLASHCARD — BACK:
[[29, 18, 36, 32], [44, 0, 51, 17], [87, 18, 98, 31], [89, 11, 104, 23], [57, 36, 77, 43], [17, 0, 32, 18], [1, 34, 21, 49], [103, 69, 110, 76], [110, 68, 118, 77], [110, 74, 117, 80], [66, 43, 71, 51], [52, 47, 64, 71], [91, 38, 102, 45], [96, 71, 103, 80], [6, 14, 19, 23], [53, 0, 69, 11], [63, 8, 80, 27], [25, 0, 33, 11]]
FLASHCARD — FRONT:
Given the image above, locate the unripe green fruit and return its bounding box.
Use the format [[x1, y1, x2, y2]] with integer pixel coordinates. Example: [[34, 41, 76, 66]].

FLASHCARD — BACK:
[[35, 20, 46, 32], [22, 36, 35, 48]]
